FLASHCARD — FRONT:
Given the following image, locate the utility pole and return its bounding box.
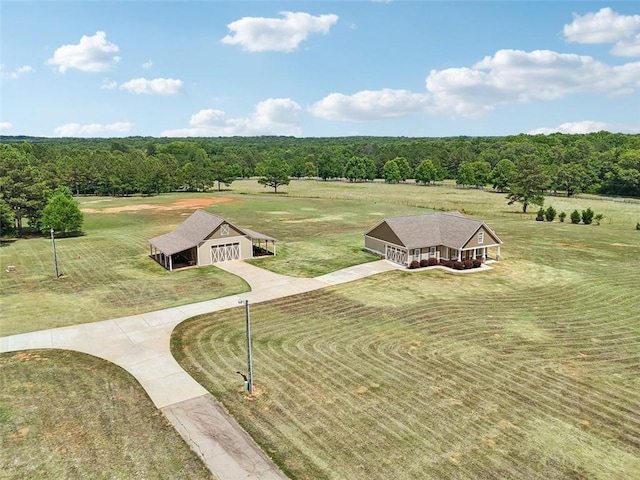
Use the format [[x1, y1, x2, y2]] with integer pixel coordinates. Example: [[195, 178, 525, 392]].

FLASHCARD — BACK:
[[239, 299, 254, 394], [50, 228, 59, 278]]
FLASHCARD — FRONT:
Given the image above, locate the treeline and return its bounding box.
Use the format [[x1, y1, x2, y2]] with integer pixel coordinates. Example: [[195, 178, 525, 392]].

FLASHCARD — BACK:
[[1, 132, 639, 232]]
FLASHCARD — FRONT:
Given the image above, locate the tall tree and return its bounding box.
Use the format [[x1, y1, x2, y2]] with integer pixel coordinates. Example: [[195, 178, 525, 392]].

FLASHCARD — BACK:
[[211, 161, 236, 191], [506, 154, 549, 213], [0, 198, 15, 237], [257, 158, 291, 193], [344, 156, 368, 182], [556, 162, 591, 196], [393, 156, 413, 181], [382, 159, 402, 183], [491, 159, 516, 192], [456, 162, 475, 186], [414, 159, 444, 185], [39, 186, 83, 236]]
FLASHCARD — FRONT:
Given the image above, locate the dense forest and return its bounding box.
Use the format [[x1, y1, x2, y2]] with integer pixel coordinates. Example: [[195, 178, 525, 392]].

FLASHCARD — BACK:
[[1, 132, 639, 233]]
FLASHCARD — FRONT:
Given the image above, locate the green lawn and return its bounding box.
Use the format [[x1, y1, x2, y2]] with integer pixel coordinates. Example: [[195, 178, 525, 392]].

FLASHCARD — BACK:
[[1, 196, 250, 336], [172, 184, 640, 479], [2, 181, 639, 478], [0, 350, 213, 480]]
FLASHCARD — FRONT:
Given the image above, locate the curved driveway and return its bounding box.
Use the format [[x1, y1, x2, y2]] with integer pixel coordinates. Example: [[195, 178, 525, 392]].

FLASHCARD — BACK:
[[0, 259, 400, 480]]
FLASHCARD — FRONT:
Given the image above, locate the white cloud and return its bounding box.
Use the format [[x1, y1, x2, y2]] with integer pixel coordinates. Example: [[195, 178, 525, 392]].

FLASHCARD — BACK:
[[142, 60, 153, 69], [0, 122, 13, 131], [120, 77, 184, 95], [221, 11, 339, 52], [611, 34, 640, 57], [529, 121, 640, 135], [0, 65, 35, 79], [564, 8, 640, 44], [53, 121, 133, 137], [101, 79, 117, 90], [161, 98, 301, 137], [424, 49, 640, 116], [564, 8, 640, 57], [309, 89, 430, 121], [528, 121, 610, 135], [309, 49, 640, 121], [47, 31, 120, 73]]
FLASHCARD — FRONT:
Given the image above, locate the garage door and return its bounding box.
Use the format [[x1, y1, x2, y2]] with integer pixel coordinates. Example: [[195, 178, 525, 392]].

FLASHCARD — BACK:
[[211, 243, 240, 263], [385, 245, 407, 265]]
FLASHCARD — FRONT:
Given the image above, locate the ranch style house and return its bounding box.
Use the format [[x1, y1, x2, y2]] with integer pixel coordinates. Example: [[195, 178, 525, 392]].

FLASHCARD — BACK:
[[364, 211, 502, 267], [148, 209, 276, 271]]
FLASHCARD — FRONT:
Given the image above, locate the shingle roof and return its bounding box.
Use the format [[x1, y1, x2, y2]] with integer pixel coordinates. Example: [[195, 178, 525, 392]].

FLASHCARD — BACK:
[[368, 211, 501, 250], [148, 209, 276, 255]]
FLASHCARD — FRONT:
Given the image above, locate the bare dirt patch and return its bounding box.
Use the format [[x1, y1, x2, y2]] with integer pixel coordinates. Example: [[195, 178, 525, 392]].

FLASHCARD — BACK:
[[82, 196, 235, 214]]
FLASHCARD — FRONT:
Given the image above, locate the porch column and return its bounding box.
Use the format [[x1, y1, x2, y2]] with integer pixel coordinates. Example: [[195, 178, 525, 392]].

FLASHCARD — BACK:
[[169, 255, 173, 271], [483, 247, 487, 261], [458, 250, 462, 261], [273, 241, 276, 256], [473, 248, 477, 259], [497, 245, 501, 261]]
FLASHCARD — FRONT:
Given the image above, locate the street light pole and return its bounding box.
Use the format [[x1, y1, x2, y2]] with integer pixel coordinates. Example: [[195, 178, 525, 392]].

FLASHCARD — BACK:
[[240, 299, 254, 394], [50, 228, 59, 278]]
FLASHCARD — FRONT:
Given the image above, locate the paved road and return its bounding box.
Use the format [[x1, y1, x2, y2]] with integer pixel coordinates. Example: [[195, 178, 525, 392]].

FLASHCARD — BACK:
[[0, 259, 400, 480]]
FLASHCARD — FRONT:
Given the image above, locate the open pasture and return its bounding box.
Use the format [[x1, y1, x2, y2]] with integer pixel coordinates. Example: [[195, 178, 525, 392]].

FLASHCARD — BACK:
[[0, 349, 212, 479], [172, 185, 640, 479], [0, 194, 250, 336]]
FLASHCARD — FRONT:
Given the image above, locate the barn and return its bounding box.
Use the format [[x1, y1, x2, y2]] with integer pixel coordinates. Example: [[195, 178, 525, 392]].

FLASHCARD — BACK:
[[364, 211, 502, 267], [148, 209, 276, 271]]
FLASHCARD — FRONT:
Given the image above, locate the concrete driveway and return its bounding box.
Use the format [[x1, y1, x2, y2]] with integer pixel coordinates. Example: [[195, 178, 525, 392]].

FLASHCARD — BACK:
[[0, 259, 400, 480]]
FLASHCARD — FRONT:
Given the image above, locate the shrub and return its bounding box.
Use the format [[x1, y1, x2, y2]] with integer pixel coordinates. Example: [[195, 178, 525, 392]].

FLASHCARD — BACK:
[[637, 222, 640, 231], [452, 261, 464, 270], [472, 259, 482, 268], [409, 260, 420, 269], [439, 259, 451, 268], [570, 210, 581, 224], [558, 211, 566, 223], [594, 213, 604, 226], [428, 257, 438, 267], [463, 260, 474, 269], [545, 205, 556, 222], [420, 259, 429, 268], [535, 208, 545, 221], [582, 207, 594, 225]]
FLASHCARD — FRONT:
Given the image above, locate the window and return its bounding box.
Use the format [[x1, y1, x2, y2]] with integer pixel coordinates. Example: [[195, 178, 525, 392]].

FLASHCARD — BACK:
[[429, 246, 437, 258], [478, 231, 484, 244], [221, 224, 230, 236]]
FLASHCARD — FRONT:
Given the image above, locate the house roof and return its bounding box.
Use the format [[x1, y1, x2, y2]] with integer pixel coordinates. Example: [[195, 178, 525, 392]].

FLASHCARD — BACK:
[[149, 209, 276, 255], [366, 211, 502, 250]]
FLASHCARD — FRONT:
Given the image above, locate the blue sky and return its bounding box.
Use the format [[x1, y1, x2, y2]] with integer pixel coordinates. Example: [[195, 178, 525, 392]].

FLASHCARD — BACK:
[[1, 1, 639, 138]]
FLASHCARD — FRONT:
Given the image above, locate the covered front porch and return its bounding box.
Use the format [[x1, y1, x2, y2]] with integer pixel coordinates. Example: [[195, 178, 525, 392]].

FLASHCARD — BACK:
[[149, 245, 197, 271], [246, 229, 277, 258], [409, 244, 502, 264]]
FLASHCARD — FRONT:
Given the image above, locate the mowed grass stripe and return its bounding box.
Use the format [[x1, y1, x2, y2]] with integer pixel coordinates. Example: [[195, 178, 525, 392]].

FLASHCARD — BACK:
[[173, 253, 640, 480]]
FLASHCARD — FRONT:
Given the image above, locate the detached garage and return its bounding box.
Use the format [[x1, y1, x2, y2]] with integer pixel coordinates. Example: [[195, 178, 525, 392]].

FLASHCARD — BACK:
[[364, 211, 502, 267], [148, 209, 276, 271]]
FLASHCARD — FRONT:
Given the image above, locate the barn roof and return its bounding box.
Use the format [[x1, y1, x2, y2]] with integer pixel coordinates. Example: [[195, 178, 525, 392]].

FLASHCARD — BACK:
[[366, 211, 502, 250], [148, 209, 276, 255]]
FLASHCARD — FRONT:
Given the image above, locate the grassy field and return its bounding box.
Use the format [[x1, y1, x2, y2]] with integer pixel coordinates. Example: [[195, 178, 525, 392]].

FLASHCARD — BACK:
[[2, 181, 638, 336], [3, 180, 639, 478], [0, 349, 213, 480], [0, 194, 253, 336], [172, 181, 640, 479]]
